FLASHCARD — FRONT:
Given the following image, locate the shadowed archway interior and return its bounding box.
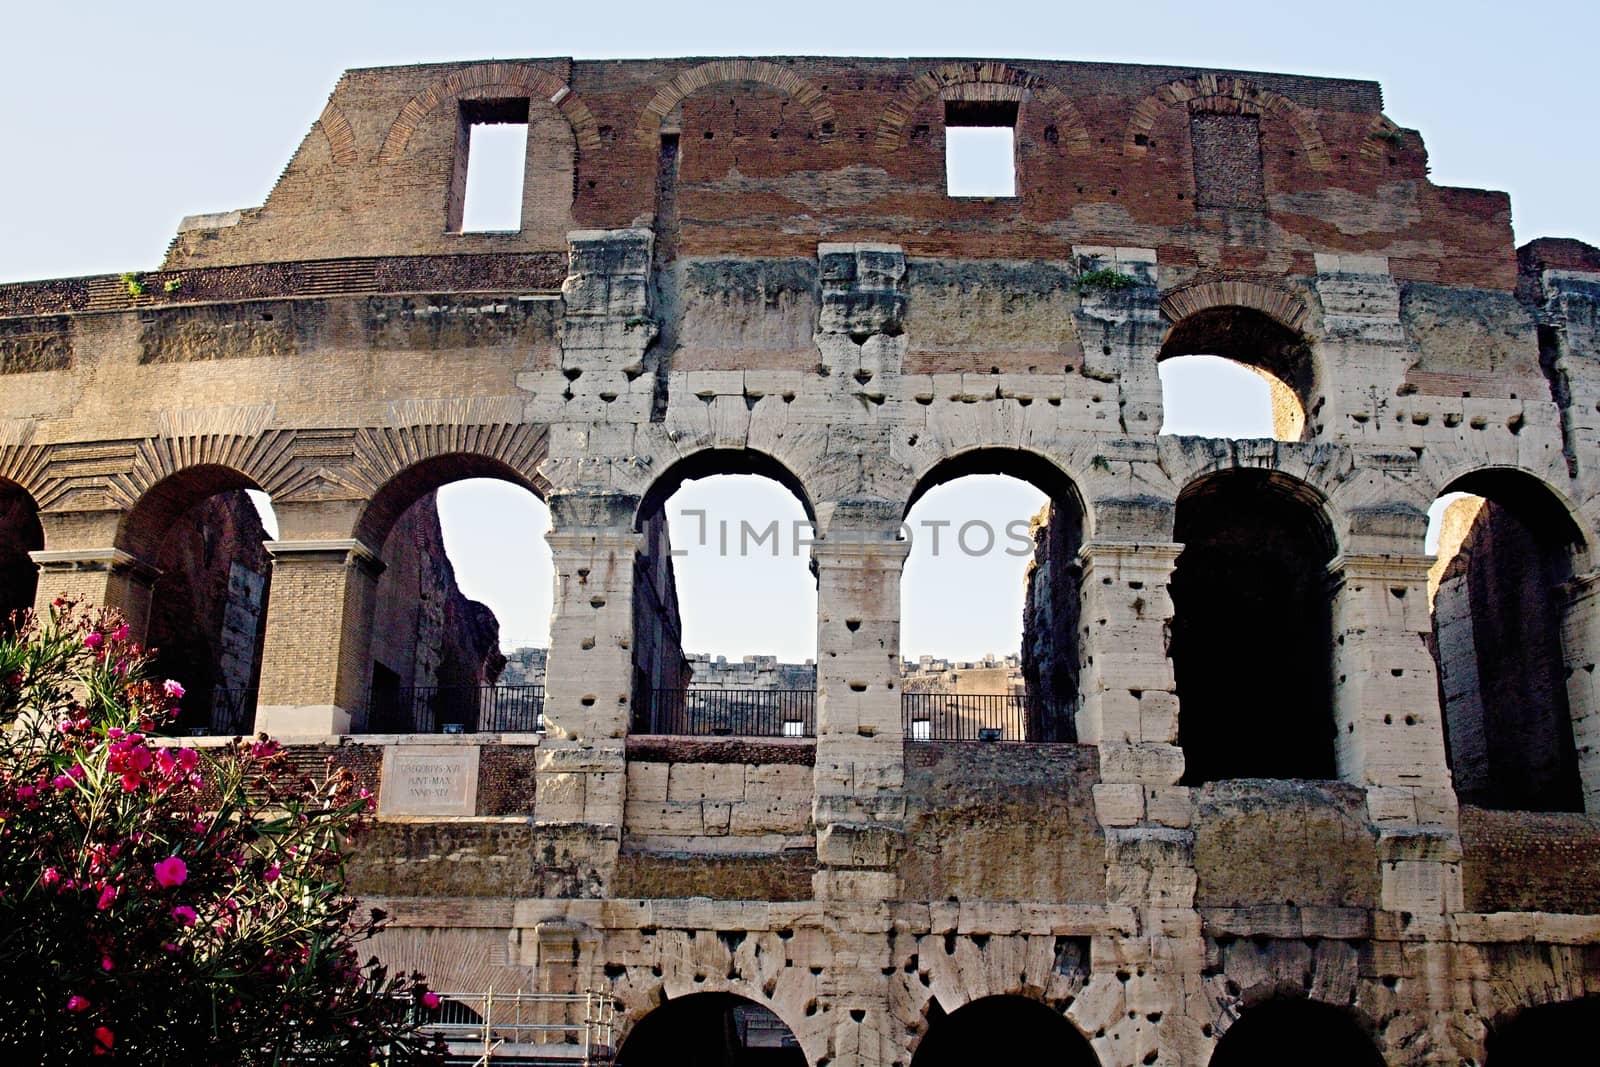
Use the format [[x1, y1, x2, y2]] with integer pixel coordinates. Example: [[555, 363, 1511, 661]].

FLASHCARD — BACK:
[[910, 995, 1100, 1067], [615, 992, 805, 1067]]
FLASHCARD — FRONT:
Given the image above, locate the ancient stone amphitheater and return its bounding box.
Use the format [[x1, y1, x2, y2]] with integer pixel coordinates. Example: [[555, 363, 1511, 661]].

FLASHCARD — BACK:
[[1, 55, 1597, 1065]]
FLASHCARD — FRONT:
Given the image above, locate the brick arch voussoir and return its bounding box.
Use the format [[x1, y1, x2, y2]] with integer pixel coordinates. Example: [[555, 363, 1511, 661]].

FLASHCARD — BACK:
[[347, 423, 552, 503], [316, 105, 357, 166], [873, 62, 1092, 155], [1159, 276, 1313, 337], [377, 63, 600, 163], [634, 59, 836, 146], [0, 444, 53, 513], [1123, 75, 1332, 169]]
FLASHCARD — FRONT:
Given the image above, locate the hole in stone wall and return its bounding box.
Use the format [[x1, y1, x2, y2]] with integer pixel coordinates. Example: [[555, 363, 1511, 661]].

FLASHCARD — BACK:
[[945, 100, 1017, 198], [1427, 471, 1587, 812]]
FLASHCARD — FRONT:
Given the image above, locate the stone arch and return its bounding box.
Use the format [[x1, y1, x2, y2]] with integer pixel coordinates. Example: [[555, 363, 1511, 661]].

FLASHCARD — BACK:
[[910, 993, 1101, 1067], [634, 60, 836, 146], [889, 933, 1096, 1064], [116, 462, 277, 734], [873, 62, 1093, 155], [1210, 996, 1385, 1067], [1123, 74, 1332, 169], [316, 104, 357, 166], [1159, 276, 1312, 336], [1157, 440, 1350, 546], [900, 447, 1088, 742], [1486, 995, 1600, 1064], [1426, 464, 1597, 812], [1172, 466, 1341, 783], [0, 476, 43, 627], [633, 447, 818, 531], [377, 63, 601, 163], [614, 989, 810, 1067], [346, 423, 551, 545]]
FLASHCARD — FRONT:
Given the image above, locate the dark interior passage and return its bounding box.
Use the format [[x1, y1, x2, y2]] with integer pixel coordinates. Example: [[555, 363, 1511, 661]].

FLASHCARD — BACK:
[[1486, 996, 1600, 1065], [910, 995, 1099, 1067], [1210, 999, 1384, 1067], [1430, 476, 1584, 812], [0, 480, 41, 629], [616, 993, 805, 1067], [1172, 470, 1337, 783], [144, 490, 272, 735]]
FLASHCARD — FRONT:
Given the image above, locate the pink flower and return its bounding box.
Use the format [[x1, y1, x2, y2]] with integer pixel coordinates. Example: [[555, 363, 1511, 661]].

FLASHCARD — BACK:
[[422, 992, 441, 1010], [51, 774, 73, 790], [96, 885, 117, 910], [111, 624, 129, 642], [100, 956, 114, 972], [263, 864, 281, 883], [163, 679, 185, 700], [67, 994, 90, 1013], [83, 632, 103, 651], [16, 785, 33, 799], [171, 904, 197, 927], [153, 856, 187, 888], [93, 1026, 113, 1055], [39, 867, 59, 888]]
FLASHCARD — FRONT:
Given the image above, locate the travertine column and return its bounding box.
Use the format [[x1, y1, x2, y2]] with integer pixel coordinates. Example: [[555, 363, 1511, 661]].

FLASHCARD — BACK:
[[811, 500, 909, 902], [1078, 539, 1206, 1067], [254, 538, 383, 736], [534, 491, 639, 831], [1329, 552, 1462, 915], [1561, 570, 1600, 811]]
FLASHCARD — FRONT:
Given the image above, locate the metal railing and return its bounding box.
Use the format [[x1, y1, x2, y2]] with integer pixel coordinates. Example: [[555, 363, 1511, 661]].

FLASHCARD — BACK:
[[363, 685, 545, 735], [901, 691, 1072, 742], [640, 688, 815, 737], [208, 687, 257, 736], [414, 989, 617, 1065]]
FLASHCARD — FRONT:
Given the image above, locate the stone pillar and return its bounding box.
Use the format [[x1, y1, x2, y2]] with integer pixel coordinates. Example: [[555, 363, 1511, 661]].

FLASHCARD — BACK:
[[1561, 570, 1600, 811], [1077, 538, 1206, 1067], [1313, 255, 1413, 443], [810, 500, 909, 902], [1329, 552, 1462, 915], [29, 510, 154, 632], [1071, 246, 1163, 434], [534, 491, 638, 835], [253, 538, 382, 736]]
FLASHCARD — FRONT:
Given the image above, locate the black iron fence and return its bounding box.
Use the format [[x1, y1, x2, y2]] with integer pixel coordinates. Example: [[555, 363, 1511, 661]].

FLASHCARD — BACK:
[[363, 684, 545, 734], [640, 688, 815, 738], [901, 691, 1072, 742], [208, 687, 257, 736]]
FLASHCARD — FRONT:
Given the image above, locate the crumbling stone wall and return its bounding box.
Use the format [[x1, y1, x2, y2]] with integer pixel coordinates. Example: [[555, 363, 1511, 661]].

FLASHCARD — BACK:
[[6, 53, 1600, 1067]]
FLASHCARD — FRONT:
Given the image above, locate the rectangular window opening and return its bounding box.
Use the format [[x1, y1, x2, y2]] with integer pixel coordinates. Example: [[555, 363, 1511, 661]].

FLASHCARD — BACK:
[[911, 718, 932, 742], [451, 99, 529, 233], [944, 100, 1017, 198]]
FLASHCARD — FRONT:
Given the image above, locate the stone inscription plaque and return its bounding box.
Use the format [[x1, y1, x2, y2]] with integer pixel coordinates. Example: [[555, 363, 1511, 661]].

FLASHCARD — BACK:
[[378, 745, 480, 816]]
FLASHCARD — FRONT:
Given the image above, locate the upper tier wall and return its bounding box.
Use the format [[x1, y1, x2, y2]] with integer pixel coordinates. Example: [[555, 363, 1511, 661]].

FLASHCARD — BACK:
[[152, 56, 1513, 290]]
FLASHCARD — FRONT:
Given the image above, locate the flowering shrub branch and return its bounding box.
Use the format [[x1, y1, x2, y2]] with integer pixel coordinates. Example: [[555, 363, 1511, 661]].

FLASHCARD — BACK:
[[0, 600, 444, 1063]]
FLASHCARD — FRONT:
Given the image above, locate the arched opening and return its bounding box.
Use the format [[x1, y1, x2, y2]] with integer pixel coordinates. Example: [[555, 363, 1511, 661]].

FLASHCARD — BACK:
[[0, 479, 42, 629], [616, 992, 804, 1067], [900, 450, 1085, 742], [1210, 999, 1384, 1067], [1426, 469, 1588, 812], [1157, 306, 1313, 442], [1486, 996, 1600, 1064], [1172, 470, 1337, 783], [911, 995, 1099, 1067], [118, 466, 277, 736], [356, 456, 551, 735], [632, 450, 817, 738]]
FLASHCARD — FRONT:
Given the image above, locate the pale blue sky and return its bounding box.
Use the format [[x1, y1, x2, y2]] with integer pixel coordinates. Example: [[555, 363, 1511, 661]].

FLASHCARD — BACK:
[[1, 2, 1593, 661]]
